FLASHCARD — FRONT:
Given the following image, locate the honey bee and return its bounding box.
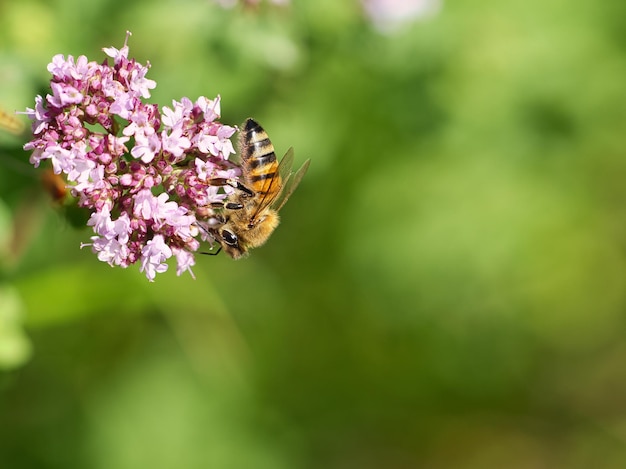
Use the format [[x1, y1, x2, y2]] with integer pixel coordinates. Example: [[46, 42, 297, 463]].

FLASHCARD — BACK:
[[208, 118, 310, 259]]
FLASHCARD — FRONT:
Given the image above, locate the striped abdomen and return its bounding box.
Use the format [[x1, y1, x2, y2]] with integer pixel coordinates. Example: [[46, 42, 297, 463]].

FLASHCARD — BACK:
[[240, 118, 282, 198]]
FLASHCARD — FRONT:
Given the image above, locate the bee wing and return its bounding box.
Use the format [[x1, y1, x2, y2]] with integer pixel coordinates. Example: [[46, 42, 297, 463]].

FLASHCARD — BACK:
[[249, 148, 294, 219], [273, 155, 310, 212], [277, 147, 295, 181]]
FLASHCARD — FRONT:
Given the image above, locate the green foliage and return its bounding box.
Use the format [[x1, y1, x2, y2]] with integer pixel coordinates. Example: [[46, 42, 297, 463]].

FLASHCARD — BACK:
[[2, 0, 626, 467]]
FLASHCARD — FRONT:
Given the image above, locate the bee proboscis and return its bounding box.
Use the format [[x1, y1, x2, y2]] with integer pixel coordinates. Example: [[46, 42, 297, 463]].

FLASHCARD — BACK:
[[208, 118, 310, 259]]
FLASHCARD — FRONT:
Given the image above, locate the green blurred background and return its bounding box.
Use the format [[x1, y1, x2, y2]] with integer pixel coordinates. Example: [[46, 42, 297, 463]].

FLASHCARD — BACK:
[[2, 0, 626, 467]]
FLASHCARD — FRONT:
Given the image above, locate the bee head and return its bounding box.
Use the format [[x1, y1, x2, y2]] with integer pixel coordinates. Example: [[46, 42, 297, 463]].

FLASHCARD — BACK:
[[218, 227, 248, 259], [214, 209, 280, 259]]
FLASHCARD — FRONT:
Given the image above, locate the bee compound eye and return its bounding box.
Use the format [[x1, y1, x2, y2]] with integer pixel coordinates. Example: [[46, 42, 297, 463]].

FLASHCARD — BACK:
[[221, 230, 238, 246]]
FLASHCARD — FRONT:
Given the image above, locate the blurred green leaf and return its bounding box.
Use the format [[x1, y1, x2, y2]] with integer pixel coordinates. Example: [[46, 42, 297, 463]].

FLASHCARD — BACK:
[[0, 285, 32, 369]]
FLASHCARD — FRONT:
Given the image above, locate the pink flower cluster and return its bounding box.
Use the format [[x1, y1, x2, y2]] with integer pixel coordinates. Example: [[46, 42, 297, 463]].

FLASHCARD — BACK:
[[23, 33, 240, 281]]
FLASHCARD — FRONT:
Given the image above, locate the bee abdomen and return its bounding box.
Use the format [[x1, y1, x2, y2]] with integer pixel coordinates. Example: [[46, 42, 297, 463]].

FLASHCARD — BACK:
[[247, 165, 280, 195], [240, 118, 281, 194], [249, 171, 277, 183], [247, 152, 275, 170], [241, 119, 276, 162]]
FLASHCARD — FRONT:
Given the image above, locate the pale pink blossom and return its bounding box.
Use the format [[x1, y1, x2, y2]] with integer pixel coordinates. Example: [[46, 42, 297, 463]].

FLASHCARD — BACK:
[[362, 0, 442, 33], [140, 235, 172, 281]]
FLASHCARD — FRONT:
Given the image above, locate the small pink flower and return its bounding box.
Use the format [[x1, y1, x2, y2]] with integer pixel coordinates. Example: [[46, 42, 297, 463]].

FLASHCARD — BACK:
[[161, 100, 188, 129], [87, 204, 114, 236], [47, 54, 76, 80], [102, 31, 131, 65], [24, 95, 49, 134], [172, 247, 196, 279], [112, 213, 132, 244], [196, 96, 220, 122], [46, 146, 74, 174], [93, 237, 129, 266], [140, 235, 172, 281], [133, 189, 158, 220], [129, 65, 157, 99], [108, 92, 135, 119], [48, 82, 83, 107], [161, 128, 191, 158], [131, 130, 161, 163], [70, 55, 92, 81]]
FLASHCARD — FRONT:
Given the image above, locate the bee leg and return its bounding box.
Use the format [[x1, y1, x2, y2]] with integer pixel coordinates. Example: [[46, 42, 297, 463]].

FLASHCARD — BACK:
[[209, 201, 243, 210], [232, 181, 254, 197], [207, 178, 254, 197], [195, 223, 223, 256]]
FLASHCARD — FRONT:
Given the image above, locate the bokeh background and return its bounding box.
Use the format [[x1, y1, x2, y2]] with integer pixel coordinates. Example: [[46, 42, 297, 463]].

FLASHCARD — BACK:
[[2, 0, 626, 467]]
